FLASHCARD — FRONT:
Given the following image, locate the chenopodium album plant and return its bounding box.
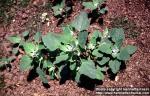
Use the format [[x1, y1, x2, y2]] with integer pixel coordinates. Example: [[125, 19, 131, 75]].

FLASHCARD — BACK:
[[6, 11, 137, 84]]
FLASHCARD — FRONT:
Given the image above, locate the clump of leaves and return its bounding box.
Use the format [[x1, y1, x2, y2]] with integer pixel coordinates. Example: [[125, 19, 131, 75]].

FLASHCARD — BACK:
[[82, 0, 108, 14], [6, 11, 136, 85]]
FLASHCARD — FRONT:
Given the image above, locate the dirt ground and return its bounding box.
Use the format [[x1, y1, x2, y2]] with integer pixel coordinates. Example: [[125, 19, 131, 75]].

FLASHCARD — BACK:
[[0, 0, 150, 96]]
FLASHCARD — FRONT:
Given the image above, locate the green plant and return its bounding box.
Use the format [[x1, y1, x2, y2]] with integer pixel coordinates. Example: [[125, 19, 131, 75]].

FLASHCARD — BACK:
[[6, 11, 137, 84], [82, 0, 108, 14]]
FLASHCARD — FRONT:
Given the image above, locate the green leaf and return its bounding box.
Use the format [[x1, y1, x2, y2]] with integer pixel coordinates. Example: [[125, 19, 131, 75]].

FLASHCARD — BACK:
[[96, 66, 104, 80], [23, 42, 37, 56], [82, 2, 96, 10], [52, 0, 65, 16], [70, 62, 76, 71], [71, 12, 90, 31], [99, 7, 108, 14], [20, 55, 32, 71], [12, 47, 19, 55], [90, 30, 102, 45], [109, 28, 125, 47], [109, 60, 121, 74], [53, 54, 68, 64], [22, 31, 29, 37], [117, 48, 130, 60], [42, 32, 61, 51], [34, 32, 42, 43], [7, 35, 21, 44], [125, 45, 137, 54], [97, 57, 110, 65], [92, 49, 103, 57], [43, 60, 52, 69], [78, 31, 88, 48], [79, 59, 96, 79], [75, 72, 81, 83], [36, 67, 48, 83], [93, 0, 105, 6], [98, 42, 112, 54]]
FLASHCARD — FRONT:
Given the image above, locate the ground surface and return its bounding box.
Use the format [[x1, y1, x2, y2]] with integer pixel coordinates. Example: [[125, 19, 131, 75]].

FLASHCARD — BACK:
[[0, 0, 150, 96]]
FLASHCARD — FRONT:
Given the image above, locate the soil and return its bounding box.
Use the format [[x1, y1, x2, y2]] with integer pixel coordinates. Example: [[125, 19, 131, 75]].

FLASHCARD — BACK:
[[0, 0, 150, 96]]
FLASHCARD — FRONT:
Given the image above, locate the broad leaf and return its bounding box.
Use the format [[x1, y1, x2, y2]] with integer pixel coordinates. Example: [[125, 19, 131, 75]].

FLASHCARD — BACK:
[[109, 60, 121, 74], [34, 32, 42, 43], [43, 60, 52, 68], [82, 2, 96, 10], [70, 62, 76, 70], [42, 32, 61, 51], [125, 45, 137, 54], [22, 31, 29, 37], [12, 47, 19, 55], [75, 72, 81, 83], [92, 49, 103, 57], [90, 30, 102, 45], [7, 35, 21, 44], [96, 66, 104, 80], [117, 48, 130, 60], [20, 55, 32, 71], [53, 54, 68, 64], [97, 57, 110, 65], [78, 31, 88, 48], [71, 12, 90, 31], [109, 28, 125, 47], [98, 42, 112, 54], [52, 0, 64, 16], [36, 67, 48, 83], [23, 42, 37, 56], [79, 59, 96, 79]]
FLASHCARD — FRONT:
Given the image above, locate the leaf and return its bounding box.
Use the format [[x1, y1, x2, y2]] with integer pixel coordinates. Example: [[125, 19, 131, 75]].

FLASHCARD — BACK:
[[109, 60, 121, 74], [12, 47, 19, 55], [79, 59, 96, 79], [70, 62, 76, 70], [53, 54, 68, 64], [71, 12, 90, 31], [36, 67, 48, 83], [90, 30, 102, 45], [92, 49, 103, 57], [82, 2, 96, 10], [61, 26, 74, 44], [117, 48, 130, 60], [52, 0, 65, 16], [23, 42, 37, 56], [7, 35, 21, 44], [34, 32, 42, 43], [98, 42, 112, 54], [75, 72, 81, 83], [20, 55, 32, 71], [99, 7, 108, 14], [96, 66, 104, 80], [125, 45, 137, 54], [42, 32, 61, 51], [97, 57, 110, 65], [22, 31, 29, 37], [93, 0, 105, 6], [43, 60, 52, 69], [109, 28, 125, 47], [78, 31, 88, 48]]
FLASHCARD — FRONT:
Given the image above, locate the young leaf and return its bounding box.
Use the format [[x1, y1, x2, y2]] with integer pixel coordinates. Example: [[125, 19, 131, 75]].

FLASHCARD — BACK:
[[43, 60, 52, 69], [53, 54, 68, 64], [109, 28, 125, 47], [78, 31, 88, 48], [20, 55, 32, 71], [7, 35, 21, 44], [71, 12, 90, 31], [42, 32, 61, 51], [92, 49, 103, 57], [79, 59, 96, 79], [23, 42, 37, 56], [109, 60, 121, 74], [98, 43, 112, 54], [12, 47, 19, 55], [36, 67, 48, 83], [90, 30, 102, 45], [97, 57, 110, 65], [75, 72, 81, 83], [34, 32, 42, 43], [82, 2, 96, 10], [96, 66, 104, 80], [125, 45, 137, 54], [117, 48, 130, 60], [22, 31, 29, 37], [70, 62, 76, 71]]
